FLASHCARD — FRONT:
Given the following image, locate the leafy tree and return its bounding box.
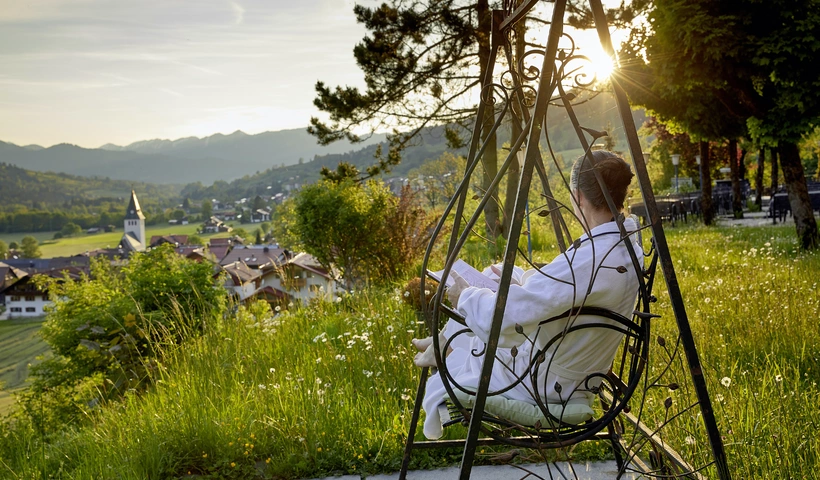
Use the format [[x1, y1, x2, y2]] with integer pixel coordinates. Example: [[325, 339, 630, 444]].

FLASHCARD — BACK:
[[201, 199, 213, 219], [260, 221, 271, 234], [182, 197, 191, 211], [20, 235, 41, 258], [252, 195, 266, 211], [0, 240, 7, 259], [408, 152, 466, 208], [173, 209, 186, 221], [8, 241, 18, 250], [60, 222, 82, 237], [620, 0, 820, 247], [255, 229, 263, 245], [290, 179, 431, 288], [309, 0, 502, 237], [187, 234, 204, 245]]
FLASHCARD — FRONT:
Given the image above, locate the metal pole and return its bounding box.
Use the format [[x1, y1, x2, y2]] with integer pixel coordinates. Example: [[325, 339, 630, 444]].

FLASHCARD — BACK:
[[675, 164, 679, 193], [588, 1, 731, 478], [458, 2, 566, 477]]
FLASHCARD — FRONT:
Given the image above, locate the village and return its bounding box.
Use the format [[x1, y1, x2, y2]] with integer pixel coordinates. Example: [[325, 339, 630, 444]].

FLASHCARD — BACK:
[[0, 190, 339, 320]]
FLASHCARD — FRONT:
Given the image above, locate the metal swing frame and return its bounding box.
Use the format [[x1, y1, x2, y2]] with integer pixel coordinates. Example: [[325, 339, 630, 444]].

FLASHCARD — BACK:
[[399, 1, 731, 479]]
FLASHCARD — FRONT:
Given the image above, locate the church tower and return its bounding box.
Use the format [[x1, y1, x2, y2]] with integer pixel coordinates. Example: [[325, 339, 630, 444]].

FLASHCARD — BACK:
[[123, 189, 146, 252]]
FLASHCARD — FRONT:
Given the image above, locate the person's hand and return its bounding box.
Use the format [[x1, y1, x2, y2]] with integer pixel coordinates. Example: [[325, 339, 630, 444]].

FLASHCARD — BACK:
[[490, 265, 521, 286], [447, 271, 469, 306]]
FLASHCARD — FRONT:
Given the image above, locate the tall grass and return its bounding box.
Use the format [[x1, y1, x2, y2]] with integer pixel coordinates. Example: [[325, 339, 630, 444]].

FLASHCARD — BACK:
[[1, 222, 818, 478]]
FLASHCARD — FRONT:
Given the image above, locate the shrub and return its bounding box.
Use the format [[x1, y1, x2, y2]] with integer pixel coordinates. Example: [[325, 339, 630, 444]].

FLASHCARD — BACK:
[[19, 245, 228, 432]]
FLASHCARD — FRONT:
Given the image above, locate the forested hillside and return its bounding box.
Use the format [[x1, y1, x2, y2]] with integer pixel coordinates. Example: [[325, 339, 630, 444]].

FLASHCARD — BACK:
[[180, 92, 646, 201], [0, 163, 181, 233]]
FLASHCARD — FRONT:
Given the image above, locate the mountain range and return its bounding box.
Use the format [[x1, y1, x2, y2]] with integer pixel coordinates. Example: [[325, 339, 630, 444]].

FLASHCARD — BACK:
[[0, 128, 386, 185]]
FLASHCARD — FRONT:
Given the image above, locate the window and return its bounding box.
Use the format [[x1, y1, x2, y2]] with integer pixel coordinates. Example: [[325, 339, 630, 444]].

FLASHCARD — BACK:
[[10, 307, 22, 313], [10, 296, 20, 302], [25, 307, 36, 313], [25, 296, 35, 301]]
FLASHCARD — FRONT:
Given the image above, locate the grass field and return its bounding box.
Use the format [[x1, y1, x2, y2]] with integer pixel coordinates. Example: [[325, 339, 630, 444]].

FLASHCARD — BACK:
[[1, 223, 244, 258], [0, 222, 818, 478], [0, 317, 49, 415]]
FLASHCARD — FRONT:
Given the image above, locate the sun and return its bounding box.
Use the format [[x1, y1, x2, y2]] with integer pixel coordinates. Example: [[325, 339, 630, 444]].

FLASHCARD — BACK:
[[587, 50, 616, 81]]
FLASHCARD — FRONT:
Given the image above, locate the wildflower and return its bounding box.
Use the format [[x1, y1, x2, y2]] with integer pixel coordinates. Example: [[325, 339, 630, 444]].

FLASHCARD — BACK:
[[335, 354, 346, 361], [258, 384, 267, 390], [288, 302, 294, 307], [685, 436, 696, 445], [404, 291, 410, 297], [775, 374, 783, 382], [386, 325, 394, 333], [316, 357, 322, 364], [720, 377, 731, 388], [269, 368, 276, 373], [266, 458, 271, 464], [275, 306, 281, 312], [715, 394, 724, 402], [231, 462, 236, 468], [704, 297, 711, 304], [202, 453, 208, 458]]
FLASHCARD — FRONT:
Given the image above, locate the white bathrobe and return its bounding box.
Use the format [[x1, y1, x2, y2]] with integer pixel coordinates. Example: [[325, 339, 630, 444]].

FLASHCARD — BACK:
[[422, 218, 643, 439]]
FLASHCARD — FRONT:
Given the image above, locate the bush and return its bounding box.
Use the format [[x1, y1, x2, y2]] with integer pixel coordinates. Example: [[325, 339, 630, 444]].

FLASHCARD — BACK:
[[19, 245, 228, 432]]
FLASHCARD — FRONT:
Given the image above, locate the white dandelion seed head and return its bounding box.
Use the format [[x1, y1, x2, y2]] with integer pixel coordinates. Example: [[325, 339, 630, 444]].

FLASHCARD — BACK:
[[404, 291, 410, 297], [721, 377, 732, 388], [775, 374, 783, 382]]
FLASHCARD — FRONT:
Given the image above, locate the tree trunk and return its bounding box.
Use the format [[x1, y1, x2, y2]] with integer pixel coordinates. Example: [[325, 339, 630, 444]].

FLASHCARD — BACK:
[[739, 147, 747, 183], [502, 16, 526, 239], [770, 147, 779, 193], [477, 0, 500, 243], [778, 142, 819, 249], [755, 148, 764, 207], [729, 139, 743, 218], [700, 141, 714, 225]]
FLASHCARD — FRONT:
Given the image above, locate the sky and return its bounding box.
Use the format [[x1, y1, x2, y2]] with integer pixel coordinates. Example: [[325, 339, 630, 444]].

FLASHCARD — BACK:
[[0, 0, 619, 149]]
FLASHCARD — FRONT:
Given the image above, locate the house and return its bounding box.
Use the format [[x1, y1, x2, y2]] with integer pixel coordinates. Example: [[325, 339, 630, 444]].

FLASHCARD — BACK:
[[219, 261, 262, 302], [255, 252, 338, 304], [0, 257, 90, 320], [168, 217, 189, 226], [219, 245, 291, 270], [203, 216, 232, 234], [251, 209, 271, 223], [150, 235, 189, 248]]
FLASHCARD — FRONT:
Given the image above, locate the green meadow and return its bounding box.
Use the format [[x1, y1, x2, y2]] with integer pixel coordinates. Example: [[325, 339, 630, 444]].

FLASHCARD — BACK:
[[0, 222, 818, 478], [0, 317, 49, 414], [1, 224, 232, 259]]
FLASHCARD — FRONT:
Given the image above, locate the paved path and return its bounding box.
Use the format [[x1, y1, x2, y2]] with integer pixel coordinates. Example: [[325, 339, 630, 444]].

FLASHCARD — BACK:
[[309, 461, 642, 480]]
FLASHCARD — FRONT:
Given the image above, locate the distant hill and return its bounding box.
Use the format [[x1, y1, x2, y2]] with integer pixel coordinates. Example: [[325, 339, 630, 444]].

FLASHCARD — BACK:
[[1, 129, 386, 185], [0, 162, 180, 211], [180, 92, 647, 201]]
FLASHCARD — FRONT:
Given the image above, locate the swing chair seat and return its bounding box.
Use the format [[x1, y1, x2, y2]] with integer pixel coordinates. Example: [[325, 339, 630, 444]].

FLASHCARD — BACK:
[[442, 390, 595, 429]]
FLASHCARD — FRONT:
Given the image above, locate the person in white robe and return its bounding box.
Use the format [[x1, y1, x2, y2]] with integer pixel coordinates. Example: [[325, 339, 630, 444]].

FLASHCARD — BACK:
[[412, 151, 644, 440]]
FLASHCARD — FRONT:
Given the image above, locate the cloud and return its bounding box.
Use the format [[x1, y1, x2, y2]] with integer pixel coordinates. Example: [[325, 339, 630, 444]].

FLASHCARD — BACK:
[[230, 1, 245, 25]]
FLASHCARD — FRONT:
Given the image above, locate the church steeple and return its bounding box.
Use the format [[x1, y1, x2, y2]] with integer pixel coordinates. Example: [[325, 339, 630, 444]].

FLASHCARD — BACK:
[[125, 189, 145, 220], [123, 190, 146, 251]]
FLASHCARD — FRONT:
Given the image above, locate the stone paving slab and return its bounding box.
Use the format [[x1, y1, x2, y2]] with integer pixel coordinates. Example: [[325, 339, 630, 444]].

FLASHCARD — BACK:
[[310, 461, 641, 480]]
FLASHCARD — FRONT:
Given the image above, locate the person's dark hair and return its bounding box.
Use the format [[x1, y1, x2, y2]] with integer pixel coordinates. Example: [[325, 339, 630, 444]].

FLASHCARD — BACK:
[[570, 150, 634, 211]]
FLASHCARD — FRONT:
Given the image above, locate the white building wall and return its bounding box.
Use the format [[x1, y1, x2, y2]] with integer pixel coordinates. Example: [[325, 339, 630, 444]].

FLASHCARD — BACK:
[[4, 294, 50, 318]]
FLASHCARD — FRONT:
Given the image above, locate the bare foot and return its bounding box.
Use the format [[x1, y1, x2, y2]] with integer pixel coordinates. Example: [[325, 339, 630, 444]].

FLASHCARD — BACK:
[[412, 336, 433, 352]]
